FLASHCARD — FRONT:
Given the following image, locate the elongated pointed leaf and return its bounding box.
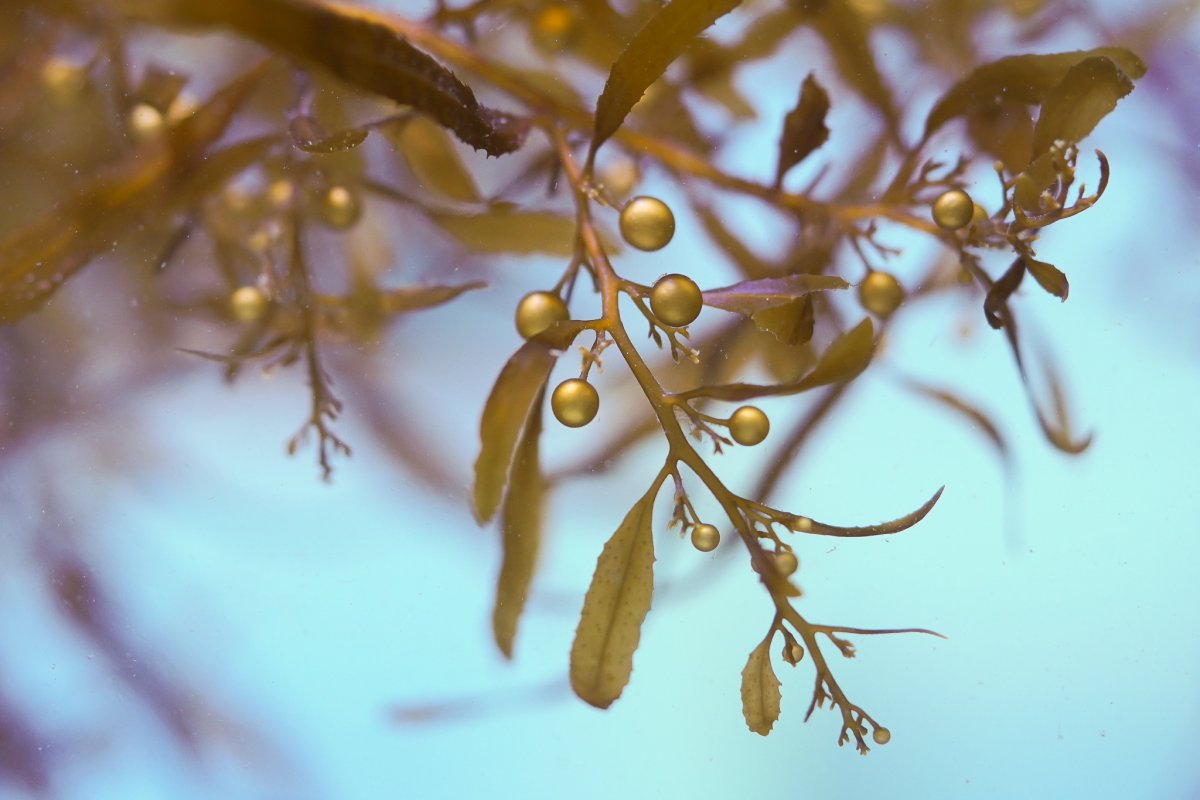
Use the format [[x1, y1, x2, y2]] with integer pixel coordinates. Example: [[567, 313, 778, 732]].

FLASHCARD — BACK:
[[473, 321, 585, 523], [795, 0, 898, 136], [899, 380, 1008, 462], [703, 274, 849, 314], [492, 390, 546, 659], [385, 116, 481, 203], [787, 487, 944, 538], [791, 317, 876, 391], [683, 318, 875, 402], [570, 480, 662, 708], [118, 0, 529, 155], [751, 296, 815, 346], [923, 47, 1146, 141], [432, 210, 579, 256], [775, 73, 830, 187], [1024, 258, 1068, 301], [590, 0, 744, 158], [288, 115, 370, 153], [741, 638, 782, 735], [1030, 56, 1135, 158]]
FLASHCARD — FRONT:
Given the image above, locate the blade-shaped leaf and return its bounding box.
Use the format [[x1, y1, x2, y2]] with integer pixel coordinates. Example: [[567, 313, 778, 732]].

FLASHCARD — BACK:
[[741, 637, 782, 735], [683, 318, 875, 402], [1030, 56, 1136, 158], [118, 0, 529, 156], [984, 259, 1026, 330], [569, 479, 662, 709], [1024, 258, 1068, 301], [473, 321, 586, 523], [288, 114, 370, 153], [431, 210, 579, 256], [899, 380, 1009, 462], [786, 486, 944, 538], [703, 274, 849, 314], [923, 47, 1146, 141], [385, 116, 481, 203], [589, 0, 744, 159], [795, 0, 898, 137], [751, 296, 815, 346], [492, 389, 546, 659], [775, 73, 830, 187]]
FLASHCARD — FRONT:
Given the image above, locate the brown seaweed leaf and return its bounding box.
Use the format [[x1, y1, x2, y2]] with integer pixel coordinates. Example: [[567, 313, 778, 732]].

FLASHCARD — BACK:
[[702, 274, 849, 314], [1030, 56, 1137, 159], [775, 73, 830, 188], [117, 0, 529, 156], [684, 318, 875, 402], [384, 115, 481, 203], [0, 63, 268, 324], [741, 636, 782, 735], [492, 389, 547, 659], [792, 0, 899, 138], [431, 209, 580, 257], [923, 47, 1146, 142], [569, 478, 663, 709], [288, 114, 370, 153], [1024, 258, 1069, 301], [899, 379, 1010, 463], [784, 486, 945, 538], [752, 296, 815, 346], [472, 321, 586, 523], [588, 0, 744, 162]]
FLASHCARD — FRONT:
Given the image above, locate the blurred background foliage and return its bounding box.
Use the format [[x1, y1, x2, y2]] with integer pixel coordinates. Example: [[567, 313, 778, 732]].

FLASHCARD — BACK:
[[0, 0, 1197, 797]]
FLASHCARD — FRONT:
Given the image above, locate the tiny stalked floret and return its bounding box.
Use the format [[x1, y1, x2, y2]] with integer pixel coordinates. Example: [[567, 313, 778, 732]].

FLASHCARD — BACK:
[[858, 270, 905, 317], [690, 523, 720, 552], [650, 273, 703, 327], [932, 189, 974, 230], [620, 196, 675, 251], [729, 405, 770, 446], [515, 291, 569, 339], [551, 378, 599, 428]]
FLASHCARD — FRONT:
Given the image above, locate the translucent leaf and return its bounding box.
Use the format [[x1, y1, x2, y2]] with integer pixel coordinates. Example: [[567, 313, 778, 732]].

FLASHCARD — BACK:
[[1024, 258, 1069, 301], [923, 47, 1146, 141], [702, 274, 849, 314], [794, 0, 898, 136], [569, 480, 662, 709], [385, 116, 481, 203], [1030, 56, 1136, 158], [984, 259, 1026, 330], [786, 487, 944, 538], [741, 638, 782, 736], [492, 390, 546, 659], [288, 114, 370, 154], [965, 100, 1034, 173], [589, 0, 744, 159], [0, 64, 266, 323], [684, 318, 875, 402], [431, 210, 579, 256], [775, 73, 830, 187], [472, 322, 586, 523], [791, 317, 876, 392], [900, 380, 1009, 462], [751, 296, 815, 346], [122, 0, 529, 156]]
